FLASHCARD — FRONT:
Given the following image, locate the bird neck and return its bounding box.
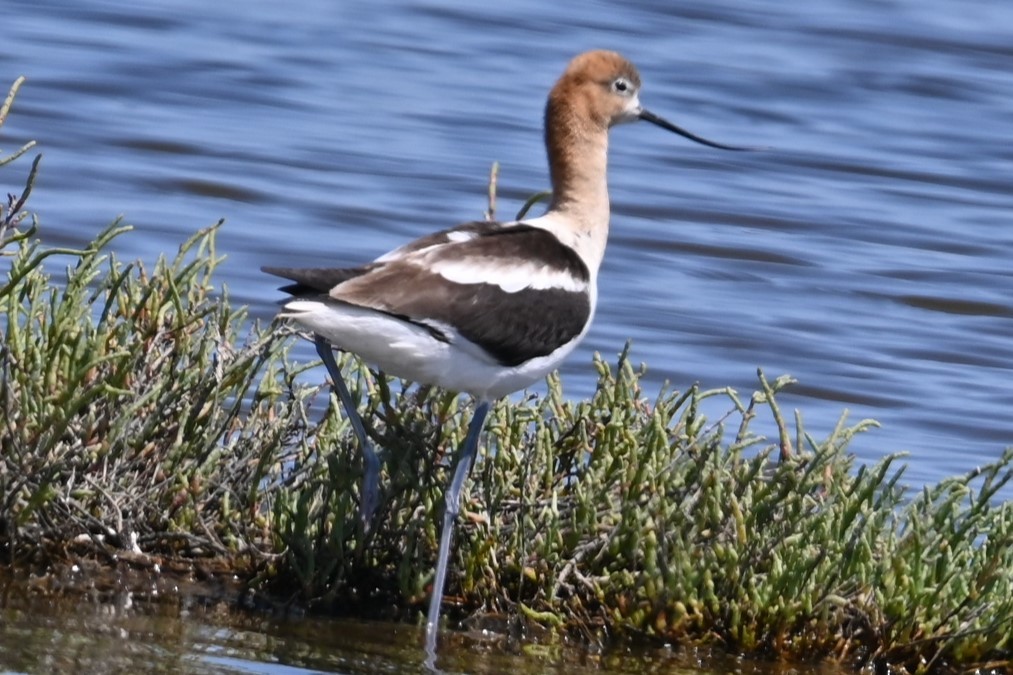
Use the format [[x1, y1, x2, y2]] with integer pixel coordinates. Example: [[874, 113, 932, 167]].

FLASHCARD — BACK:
[[542, 100, 611, 274]]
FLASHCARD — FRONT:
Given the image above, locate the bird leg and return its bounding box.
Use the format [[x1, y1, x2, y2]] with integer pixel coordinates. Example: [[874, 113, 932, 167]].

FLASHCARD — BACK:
[[424, 399, 492, 662], [314, 334, 381, 530]]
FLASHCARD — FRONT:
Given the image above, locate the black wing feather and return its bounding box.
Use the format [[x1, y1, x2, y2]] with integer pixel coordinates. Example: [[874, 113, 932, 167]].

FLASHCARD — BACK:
[[264, 223, 592, 367], [261, 265, 372, 297]]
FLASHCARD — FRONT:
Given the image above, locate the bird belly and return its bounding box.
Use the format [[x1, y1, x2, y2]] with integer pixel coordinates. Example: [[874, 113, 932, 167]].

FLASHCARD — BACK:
[[280, 300, 585, 399]]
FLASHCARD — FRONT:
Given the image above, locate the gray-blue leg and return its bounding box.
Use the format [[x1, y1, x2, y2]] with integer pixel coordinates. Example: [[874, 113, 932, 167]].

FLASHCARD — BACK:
[[314, 335, 381, 530], [424, 399, 492, 665]]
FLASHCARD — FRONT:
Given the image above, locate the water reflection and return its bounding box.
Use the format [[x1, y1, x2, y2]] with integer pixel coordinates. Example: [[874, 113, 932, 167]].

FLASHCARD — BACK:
[[0, 578, 855, 675]]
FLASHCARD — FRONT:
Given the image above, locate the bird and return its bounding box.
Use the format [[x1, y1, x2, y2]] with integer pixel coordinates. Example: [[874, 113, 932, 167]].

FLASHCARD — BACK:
[[263, 49, 749, 662]]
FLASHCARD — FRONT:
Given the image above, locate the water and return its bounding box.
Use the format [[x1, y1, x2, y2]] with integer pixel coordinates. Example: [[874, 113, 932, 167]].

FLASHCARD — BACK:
[[0, 577, 850, 675], [2, 0, 1012, 670]]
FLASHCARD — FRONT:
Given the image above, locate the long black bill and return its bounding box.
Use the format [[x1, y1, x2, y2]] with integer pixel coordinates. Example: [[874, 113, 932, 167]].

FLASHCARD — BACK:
[[639, 109, 756, 151]]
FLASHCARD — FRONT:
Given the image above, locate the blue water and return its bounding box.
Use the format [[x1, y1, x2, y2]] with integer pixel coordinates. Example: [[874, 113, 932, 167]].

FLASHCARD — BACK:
[[4, 1, 1013, 672], [4, 1, 1012, 510]]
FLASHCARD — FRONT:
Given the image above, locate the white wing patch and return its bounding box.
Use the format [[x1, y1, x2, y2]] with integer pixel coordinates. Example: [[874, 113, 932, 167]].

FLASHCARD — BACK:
[[445, 230, 477, 243], [432, 258, 587, 293], [374, 228, 479, 263]]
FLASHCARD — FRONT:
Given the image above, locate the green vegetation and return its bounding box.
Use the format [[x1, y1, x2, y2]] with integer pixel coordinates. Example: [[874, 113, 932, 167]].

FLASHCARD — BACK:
[[1, 78, 1011, 674]]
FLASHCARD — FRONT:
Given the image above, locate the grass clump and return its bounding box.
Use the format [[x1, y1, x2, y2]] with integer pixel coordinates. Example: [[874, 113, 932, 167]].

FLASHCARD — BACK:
[[1, 77, 1011, 674], [1, 80, 307, 567], [1, 219, 285, 563], [273, 353, 1010, 672]]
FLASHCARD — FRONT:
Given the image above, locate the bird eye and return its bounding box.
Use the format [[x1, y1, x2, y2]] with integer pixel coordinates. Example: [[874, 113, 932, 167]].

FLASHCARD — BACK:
[[612, 77, 632, 94]]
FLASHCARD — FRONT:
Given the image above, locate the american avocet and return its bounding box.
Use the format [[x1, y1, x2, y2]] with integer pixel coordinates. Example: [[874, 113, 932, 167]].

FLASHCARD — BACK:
[[263, 49, 748, 659]]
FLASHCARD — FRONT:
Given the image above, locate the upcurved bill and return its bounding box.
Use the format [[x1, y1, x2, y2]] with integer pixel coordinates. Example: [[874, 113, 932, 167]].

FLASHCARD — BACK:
[[639, 109, 758, 151]]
